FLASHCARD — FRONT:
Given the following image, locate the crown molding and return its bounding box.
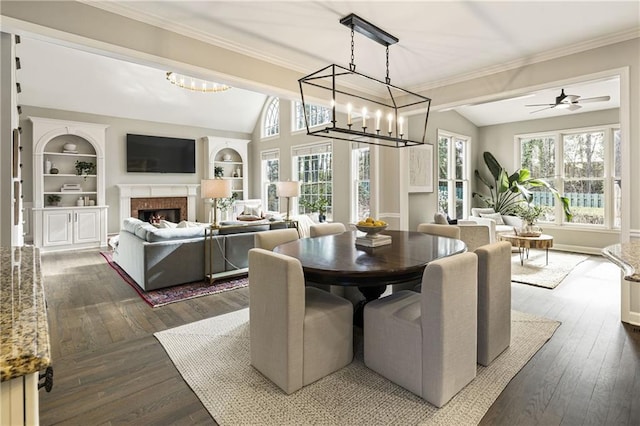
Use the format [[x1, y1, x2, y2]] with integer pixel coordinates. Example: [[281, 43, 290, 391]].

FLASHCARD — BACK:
[[79, 0, 312, 75], [410, 27, 640, 94], [79, 2, 640, 95]]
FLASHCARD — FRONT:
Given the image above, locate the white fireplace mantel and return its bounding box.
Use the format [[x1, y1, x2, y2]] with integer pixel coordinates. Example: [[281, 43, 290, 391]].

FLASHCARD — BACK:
[[117, 184, 199, 225]]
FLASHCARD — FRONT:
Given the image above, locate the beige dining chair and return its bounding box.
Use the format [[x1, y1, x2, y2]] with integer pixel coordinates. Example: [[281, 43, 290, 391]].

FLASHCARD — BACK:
[[364, 252, 478, 407], [254, 228, 299, 251], [249, 248, 353, 394], [309, 222, 346, 237], [416, 223, 461, 239], [475, 241, 512, 366]]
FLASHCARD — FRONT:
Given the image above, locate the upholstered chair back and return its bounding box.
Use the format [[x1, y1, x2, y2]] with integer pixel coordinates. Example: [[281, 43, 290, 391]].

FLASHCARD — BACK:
[[254, 228, 299, 251], [475, 241, 512, 366], [416, 223, 461, 239], [249, 248, 353, 395], [310, 222, 347, 237]]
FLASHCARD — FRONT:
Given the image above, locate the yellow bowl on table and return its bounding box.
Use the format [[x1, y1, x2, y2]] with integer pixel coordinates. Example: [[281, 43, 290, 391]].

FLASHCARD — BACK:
[[355, 224, 388, 237]]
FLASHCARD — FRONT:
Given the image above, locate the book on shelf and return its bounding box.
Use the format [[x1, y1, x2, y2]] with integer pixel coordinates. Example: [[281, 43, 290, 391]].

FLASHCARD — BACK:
[[355, 234, 392, 247], [60, 188, 82, 192]]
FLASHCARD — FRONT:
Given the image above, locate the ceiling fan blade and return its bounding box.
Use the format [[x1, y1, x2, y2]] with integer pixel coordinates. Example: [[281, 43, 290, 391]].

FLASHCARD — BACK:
[[530, 106, 553, 114], [564, 94, 580, 103], [525, 103, 555, 107], [567, 104, 581, 111], [578, 96, 611, 104]]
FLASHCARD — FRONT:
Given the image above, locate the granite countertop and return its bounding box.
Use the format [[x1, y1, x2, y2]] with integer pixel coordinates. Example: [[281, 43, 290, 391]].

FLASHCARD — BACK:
[[0, 246, 51, 382], [602, 240, 640, 282]]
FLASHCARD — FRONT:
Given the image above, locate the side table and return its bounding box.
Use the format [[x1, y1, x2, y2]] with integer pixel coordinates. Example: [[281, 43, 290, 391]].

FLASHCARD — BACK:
[[498, 233, 554, 266]]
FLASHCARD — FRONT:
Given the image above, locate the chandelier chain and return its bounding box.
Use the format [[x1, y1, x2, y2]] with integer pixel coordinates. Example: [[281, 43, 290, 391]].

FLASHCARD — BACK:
[[385, 46, 391, 85], [349, 27, 356, 72]]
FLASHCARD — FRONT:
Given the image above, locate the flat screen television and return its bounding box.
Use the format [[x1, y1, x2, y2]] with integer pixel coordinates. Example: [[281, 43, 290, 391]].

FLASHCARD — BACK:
[[126, 133, 196, 173]]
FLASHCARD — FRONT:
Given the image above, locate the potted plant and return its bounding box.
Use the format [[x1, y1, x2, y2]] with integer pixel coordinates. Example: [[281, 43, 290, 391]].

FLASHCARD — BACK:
[[217, 192, 238, 221], [214, 166, 224, 178], [513, 203, 546, 236], [473, 151, 572, 221], [301, 197, 329, 222], [75, 161, 96, 180], [47, 194, 61, 207]]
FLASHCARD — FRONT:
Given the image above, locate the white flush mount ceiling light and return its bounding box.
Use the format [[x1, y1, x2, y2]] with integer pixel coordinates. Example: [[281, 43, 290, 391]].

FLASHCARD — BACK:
[[166, 72, 231, 93], [299, 13, 431, 148]]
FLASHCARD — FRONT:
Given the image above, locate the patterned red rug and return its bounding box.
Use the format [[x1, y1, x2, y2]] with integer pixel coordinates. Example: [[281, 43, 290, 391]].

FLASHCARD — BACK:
[[100, 251, 248, 307]]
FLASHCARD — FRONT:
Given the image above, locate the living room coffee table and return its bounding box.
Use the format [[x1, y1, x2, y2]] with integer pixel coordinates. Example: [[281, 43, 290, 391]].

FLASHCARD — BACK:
[[499, 233, 554, 266]]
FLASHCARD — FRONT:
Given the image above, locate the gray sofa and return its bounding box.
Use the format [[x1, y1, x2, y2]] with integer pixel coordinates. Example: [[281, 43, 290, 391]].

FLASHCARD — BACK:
[[112, 218, 285, 291]]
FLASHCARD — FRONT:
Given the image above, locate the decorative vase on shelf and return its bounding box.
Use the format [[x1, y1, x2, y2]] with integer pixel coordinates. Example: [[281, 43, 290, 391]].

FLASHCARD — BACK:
[[50, 163, 59, 174], [45, 159, 51, 174], [236, 168, 241, 178]]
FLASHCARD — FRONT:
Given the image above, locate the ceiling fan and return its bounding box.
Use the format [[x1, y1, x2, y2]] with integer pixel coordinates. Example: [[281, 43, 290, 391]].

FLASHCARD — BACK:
[[525, 89, 611, 113]]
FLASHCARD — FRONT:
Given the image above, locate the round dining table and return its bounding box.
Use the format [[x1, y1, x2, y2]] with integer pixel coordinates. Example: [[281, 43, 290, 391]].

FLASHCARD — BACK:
[[273, 230, 466, 322]]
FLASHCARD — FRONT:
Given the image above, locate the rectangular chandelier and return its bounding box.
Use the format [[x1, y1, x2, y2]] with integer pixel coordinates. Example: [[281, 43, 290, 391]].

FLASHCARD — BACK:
[[298, 14, 432, 148]]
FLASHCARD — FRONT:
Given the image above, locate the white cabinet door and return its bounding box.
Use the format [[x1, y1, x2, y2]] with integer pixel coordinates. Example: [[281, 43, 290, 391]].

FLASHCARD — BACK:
[[73, 209, 100, 244], [43, 210, 73, 246]]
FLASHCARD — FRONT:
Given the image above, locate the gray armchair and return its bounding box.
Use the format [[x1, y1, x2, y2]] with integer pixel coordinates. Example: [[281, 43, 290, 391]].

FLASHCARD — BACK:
[[364, 252, 478, 407], [249, 248, 353, 394]]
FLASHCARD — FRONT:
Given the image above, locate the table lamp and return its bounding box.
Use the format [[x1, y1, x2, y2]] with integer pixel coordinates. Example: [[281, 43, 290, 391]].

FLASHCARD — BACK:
[[201, 178, 232, 228], [276, 181, 299, 221]]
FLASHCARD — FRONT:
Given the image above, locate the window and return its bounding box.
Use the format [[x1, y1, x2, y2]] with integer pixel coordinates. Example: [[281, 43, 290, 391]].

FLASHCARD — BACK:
[[293, 101, 331, 131], [292, 142, 333, 220], [352, 144, 370, 221], [563, 130, 606, 225], [517, 124, 619, 228], [263, 98, 279, 137], [261, 150, 279, 212], [519, 135, 557, 222], [438, 130, 470, 219]]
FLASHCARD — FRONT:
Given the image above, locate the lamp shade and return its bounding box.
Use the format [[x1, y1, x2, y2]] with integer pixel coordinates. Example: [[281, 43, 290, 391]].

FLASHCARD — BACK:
[[276, 181, 300, 198], [201, 179, 232, 199]]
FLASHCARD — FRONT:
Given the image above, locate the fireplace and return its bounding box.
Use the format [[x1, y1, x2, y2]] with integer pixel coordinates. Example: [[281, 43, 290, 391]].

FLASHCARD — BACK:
[[117, 184, 200, 225], [130, 197, 187, 223]]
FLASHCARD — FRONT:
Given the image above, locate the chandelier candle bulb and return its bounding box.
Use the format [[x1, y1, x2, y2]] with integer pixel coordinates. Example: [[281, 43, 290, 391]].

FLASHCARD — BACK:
[[347, 103, 353, 125], [399, 116, 404, 135], [376, 110, 382, 131], [387, 113, 393, 133], [362, 107, 367, 128]]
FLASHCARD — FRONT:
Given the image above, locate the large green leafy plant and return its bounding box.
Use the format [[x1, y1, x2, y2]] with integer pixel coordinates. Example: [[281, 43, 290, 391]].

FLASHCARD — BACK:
[[473, 152, 572, 221]]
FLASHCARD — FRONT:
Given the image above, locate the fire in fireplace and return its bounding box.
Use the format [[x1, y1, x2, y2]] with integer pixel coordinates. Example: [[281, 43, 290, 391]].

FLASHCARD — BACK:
[[138, 208, 181, 223]]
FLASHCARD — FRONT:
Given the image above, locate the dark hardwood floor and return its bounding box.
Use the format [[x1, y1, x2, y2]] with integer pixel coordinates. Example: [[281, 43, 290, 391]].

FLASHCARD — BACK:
[[39, 249, 640, 425]]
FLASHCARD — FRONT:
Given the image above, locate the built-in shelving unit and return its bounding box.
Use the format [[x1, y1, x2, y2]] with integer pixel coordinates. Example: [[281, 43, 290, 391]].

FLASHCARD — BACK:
[[30, 117, 109, 251], [203, 136, 250, 221]]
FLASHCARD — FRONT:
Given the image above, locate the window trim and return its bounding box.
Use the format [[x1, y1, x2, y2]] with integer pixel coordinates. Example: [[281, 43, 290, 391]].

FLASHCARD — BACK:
[[350, 143, 371, 223], [260, 149, 280, 213], [437, 129, 471, 219], [514, 123, 620, 229], [292, 100, 332, 133], [262, 97, 280, 139], [291, 141, 333, 219]]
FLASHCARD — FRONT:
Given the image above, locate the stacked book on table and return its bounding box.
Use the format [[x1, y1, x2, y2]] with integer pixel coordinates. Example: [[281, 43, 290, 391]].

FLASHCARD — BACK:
[[60, 183, 82, 192], [355, 233, 392, 247]]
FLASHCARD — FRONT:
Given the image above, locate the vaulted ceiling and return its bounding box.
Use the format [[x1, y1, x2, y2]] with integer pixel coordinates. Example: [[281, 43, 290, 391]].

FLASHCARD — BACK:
[[13, 1, 639, 131]]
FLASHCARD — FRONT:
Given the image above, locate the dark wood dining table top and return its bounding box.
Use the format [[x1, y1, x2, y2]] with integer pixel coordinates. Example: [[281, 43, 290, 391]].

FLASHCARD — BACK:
[[273, 230, 466, 287]]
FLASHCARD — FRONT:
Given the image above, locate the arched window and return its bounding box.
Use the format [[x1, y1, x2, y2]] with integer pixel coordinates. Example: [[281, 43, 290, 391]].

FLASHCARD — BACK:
[[263, 98, 279, 137]]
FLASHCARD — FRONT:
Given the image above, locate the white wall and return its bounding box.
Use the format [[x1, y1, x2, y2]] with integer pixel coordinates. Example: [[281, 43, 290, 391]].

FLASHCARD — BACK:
[[20, 106, 251, 234]]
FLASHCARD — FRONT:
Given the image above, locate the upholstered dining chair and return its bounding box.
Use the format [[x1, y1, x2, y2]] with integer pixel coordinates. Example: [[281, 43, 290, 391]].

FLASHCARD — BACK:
[[416, 223, 461, 239], [248, 248, 353, 394], [309, 221, 355, 298], [254, 228, 299, 251], [309, 222, 347, 237], [364, 252, 478, 407], [475, 241, 512, 366]]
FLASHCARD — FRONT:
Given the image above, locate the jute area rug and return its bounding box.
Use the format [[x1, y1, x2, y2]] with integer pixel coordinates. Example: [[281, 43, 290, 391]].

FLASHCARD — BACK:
[[155, 308, 559, 425], [511, 250, 590, 289]]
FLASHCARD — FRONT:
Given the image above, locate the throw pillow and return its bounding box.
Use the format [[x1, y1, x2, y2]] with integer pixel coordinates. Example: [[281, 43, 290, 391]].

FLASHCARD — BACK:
[[156, 219, 177, 229], [479, 212, 505, 225], [446, 216, 458, 225], [237, 214, 262, 221], [243, 204, 263, 218], [471, 207, 496, 217], [434, 212, 448, 225]]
